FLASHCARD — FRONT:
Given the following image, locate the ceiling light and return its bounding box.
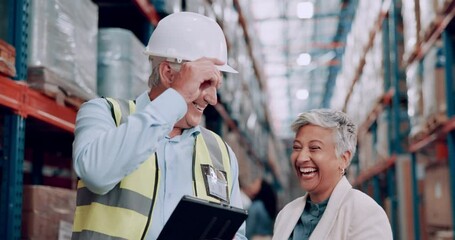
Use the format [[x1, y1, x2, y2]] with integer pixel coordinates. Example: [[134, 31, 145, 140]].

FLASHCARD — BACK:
[[296, 89, 309, 100], [297, 2, 314, 19], [297, 53, 311, 66]]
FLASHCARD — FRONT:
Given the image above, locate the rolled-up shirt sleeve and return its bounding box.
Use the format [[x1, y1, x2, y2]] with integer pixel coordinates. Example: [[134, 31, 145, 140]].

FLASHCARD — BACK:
[[73, 89, 186, 194]]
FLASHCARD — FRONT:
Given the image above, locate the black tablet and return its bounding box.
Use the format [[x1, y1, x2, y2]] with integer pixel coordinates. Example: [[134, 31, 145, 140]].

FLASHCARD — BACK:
[[157, 195, 248, 240]]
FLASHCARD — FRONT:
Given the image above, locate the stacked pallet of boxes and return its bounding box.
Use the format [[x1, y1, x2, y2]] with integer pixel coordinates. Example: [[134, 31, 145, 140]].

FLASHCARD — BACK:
[[22, 185, 76, 239], [97, 28, 150, 99], [21, 0, 98, 239], [404, 1, 450, 140], [422, 43, 447, 130], [27, 0, 98, 102]]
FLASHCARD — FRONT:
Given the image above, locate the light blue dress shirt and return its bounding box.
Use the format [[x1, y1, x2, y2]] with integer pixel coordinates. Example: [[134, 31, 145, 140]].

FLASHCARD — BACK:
[[73, 89, 246, 240]]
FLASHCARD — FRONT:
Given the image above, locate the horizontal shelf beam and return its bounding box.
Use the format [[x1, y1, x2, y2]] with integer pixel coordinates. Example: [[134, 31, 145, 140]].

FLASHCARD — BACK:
[[409, 117, 455, 152], [0, 75, 24, 110], [0, 76, 77, 132], [353, 155, 397, 186], [357, 88, 395, 136], [132, 0, 160, 26]]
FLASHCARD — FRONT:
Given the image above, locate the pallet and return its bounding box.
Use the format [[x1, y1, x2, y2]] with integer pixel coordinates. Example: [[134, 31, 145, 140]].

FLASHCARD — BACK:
[[422, 17, 442, 42], [34, 82, 86, 109], [27, 66, 96, 109], [425, 113, 448, 134], [410, 129, 428, 144]]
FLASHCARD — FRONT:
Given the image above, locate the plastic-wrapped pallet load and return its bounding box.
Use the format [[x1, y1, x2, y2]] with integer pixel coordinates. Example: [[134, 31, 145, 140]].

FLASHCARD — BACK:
[[97, 28, 150, 100], [27, 0, 98, 101], [406, 61, 425, 139], [401, 0, 420, 62]]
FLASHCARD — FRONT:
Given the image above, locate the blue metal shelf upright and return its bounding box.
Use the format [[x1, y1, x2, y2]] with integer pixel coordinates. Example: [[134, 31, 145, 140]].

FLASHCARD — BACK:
[[443, 29, 455, 237], [0, 0, 29, 239], [388, 0, 409, 237]]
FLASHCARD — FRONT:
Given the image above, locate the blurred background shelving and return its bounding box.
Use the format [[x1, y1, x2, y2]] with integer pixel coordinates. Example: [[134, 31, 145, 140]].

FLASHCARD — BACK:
[[1, 0, 455, 239]]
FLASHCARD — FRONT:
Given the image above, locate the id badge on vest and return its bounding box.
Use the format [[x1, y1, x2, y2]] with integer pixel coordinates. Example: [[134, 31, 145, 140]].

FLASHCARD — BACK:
[[201, 164, 229, 203]]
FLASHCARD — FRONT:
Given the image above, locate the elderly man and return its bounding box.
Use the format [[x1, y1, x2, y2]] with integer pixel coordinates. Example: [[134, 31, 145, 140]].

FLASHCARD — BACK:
[[72, 12, 246, 240]]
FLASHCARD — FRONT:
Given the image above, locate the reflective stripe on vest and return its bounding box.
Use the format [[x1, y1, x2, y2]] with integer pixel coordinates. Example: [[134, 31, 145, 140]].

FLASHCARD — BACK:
[[72, 97, 232, 239], [73, 98, 159, 240]]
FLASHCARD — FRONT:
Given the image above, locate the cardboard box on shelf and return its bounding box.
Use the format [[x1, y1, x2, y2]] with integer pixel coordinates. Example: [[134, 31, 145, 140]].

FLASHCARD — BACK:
[[424, 164, 452, 228], [21, 185, 76, 240]]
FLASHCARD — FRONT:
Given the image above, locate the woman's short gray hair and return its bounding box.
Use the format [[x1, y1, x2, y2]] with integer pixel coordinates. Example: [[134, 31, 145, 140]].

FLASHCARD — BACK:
[[291, 109, 357, 162]]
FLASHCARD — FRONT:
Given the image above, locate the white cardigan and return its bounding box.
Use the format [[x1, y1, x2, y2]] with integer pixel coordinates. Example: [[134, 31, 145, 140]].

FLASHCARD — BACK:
[[272, 177, 393, 240]]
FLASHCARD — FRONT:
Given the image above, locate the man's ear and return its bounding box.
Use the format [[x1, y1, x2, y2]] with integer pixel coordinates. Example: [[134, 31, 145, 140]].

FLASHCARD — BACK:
[[159, 61, 174, 88]]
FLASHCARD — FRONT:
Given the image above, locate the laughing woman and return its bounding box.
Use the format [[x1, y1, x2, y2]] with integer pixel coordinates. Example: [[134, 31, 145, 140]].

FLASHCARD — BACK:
[[272, 109, 393, 240]]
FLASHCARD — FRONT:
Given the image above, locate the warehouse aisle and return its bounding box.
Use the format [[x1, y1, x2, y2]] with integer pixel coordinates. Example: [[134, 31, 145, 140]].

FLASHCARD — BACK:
[[0, 0, 454, 239]]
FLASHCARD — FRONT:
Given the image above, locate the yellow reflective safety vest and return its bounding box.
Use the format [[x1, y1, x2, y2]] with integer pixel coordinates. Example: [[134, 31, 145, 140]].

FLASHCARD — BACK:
[[72, 98, 233, 240]]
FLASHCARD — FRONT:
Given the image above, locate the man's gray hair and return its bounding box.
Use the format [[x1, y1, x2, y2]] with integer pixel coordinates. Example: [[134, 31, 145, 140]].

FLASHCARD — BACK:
[[291, 109, 357, 162], [148, 56, 163, 89]]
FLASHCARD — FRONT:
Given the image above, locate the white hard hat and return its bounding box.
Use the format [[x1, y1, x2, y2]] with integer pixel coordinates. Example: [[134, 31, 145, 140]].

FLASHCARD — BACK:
[[144, 11, 238, 73]]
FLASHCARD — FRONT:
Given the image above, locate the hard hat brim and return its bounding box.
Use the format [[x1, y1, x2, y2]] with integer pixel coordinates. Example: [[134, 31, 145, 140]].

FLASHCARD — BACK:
[[145, 51, 238, 73], [217, 64, 238, 74]]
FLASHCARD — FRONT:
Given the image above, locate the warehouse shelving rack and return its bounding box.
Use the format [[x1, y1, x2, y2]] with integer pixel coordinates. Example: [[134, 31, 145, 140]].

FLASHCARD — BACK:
[[342, 0, 420, 238], [341, 0, 404, 238], [408, 21, 455, 240], [347, 0, 455, 239]]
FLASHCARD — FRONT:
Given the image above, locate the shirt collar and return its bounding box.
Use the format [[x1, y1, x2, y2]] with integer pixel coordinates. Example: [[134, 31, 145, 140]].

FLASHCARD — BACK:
[[305, 197, 329, 218], [184, 125, 201, 137], [135, 91, 151, 111]]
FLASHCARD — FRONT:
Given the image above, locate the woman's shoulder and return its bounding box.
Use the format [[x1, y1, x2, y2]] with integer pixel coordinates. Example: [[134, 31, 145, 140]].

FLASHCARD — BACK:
[[276, 196, 305, 219], [334, 188, 393, 239], [282, 196, 305, 209], [344, 188, 387, 214], [274, 196, 306, 230]]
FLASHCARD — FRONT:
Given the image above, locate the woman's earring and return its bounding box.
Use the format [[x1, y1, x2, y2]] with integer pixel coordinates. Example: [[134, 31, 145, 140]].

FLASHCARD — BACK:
[[340, 167, 345, 176]]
